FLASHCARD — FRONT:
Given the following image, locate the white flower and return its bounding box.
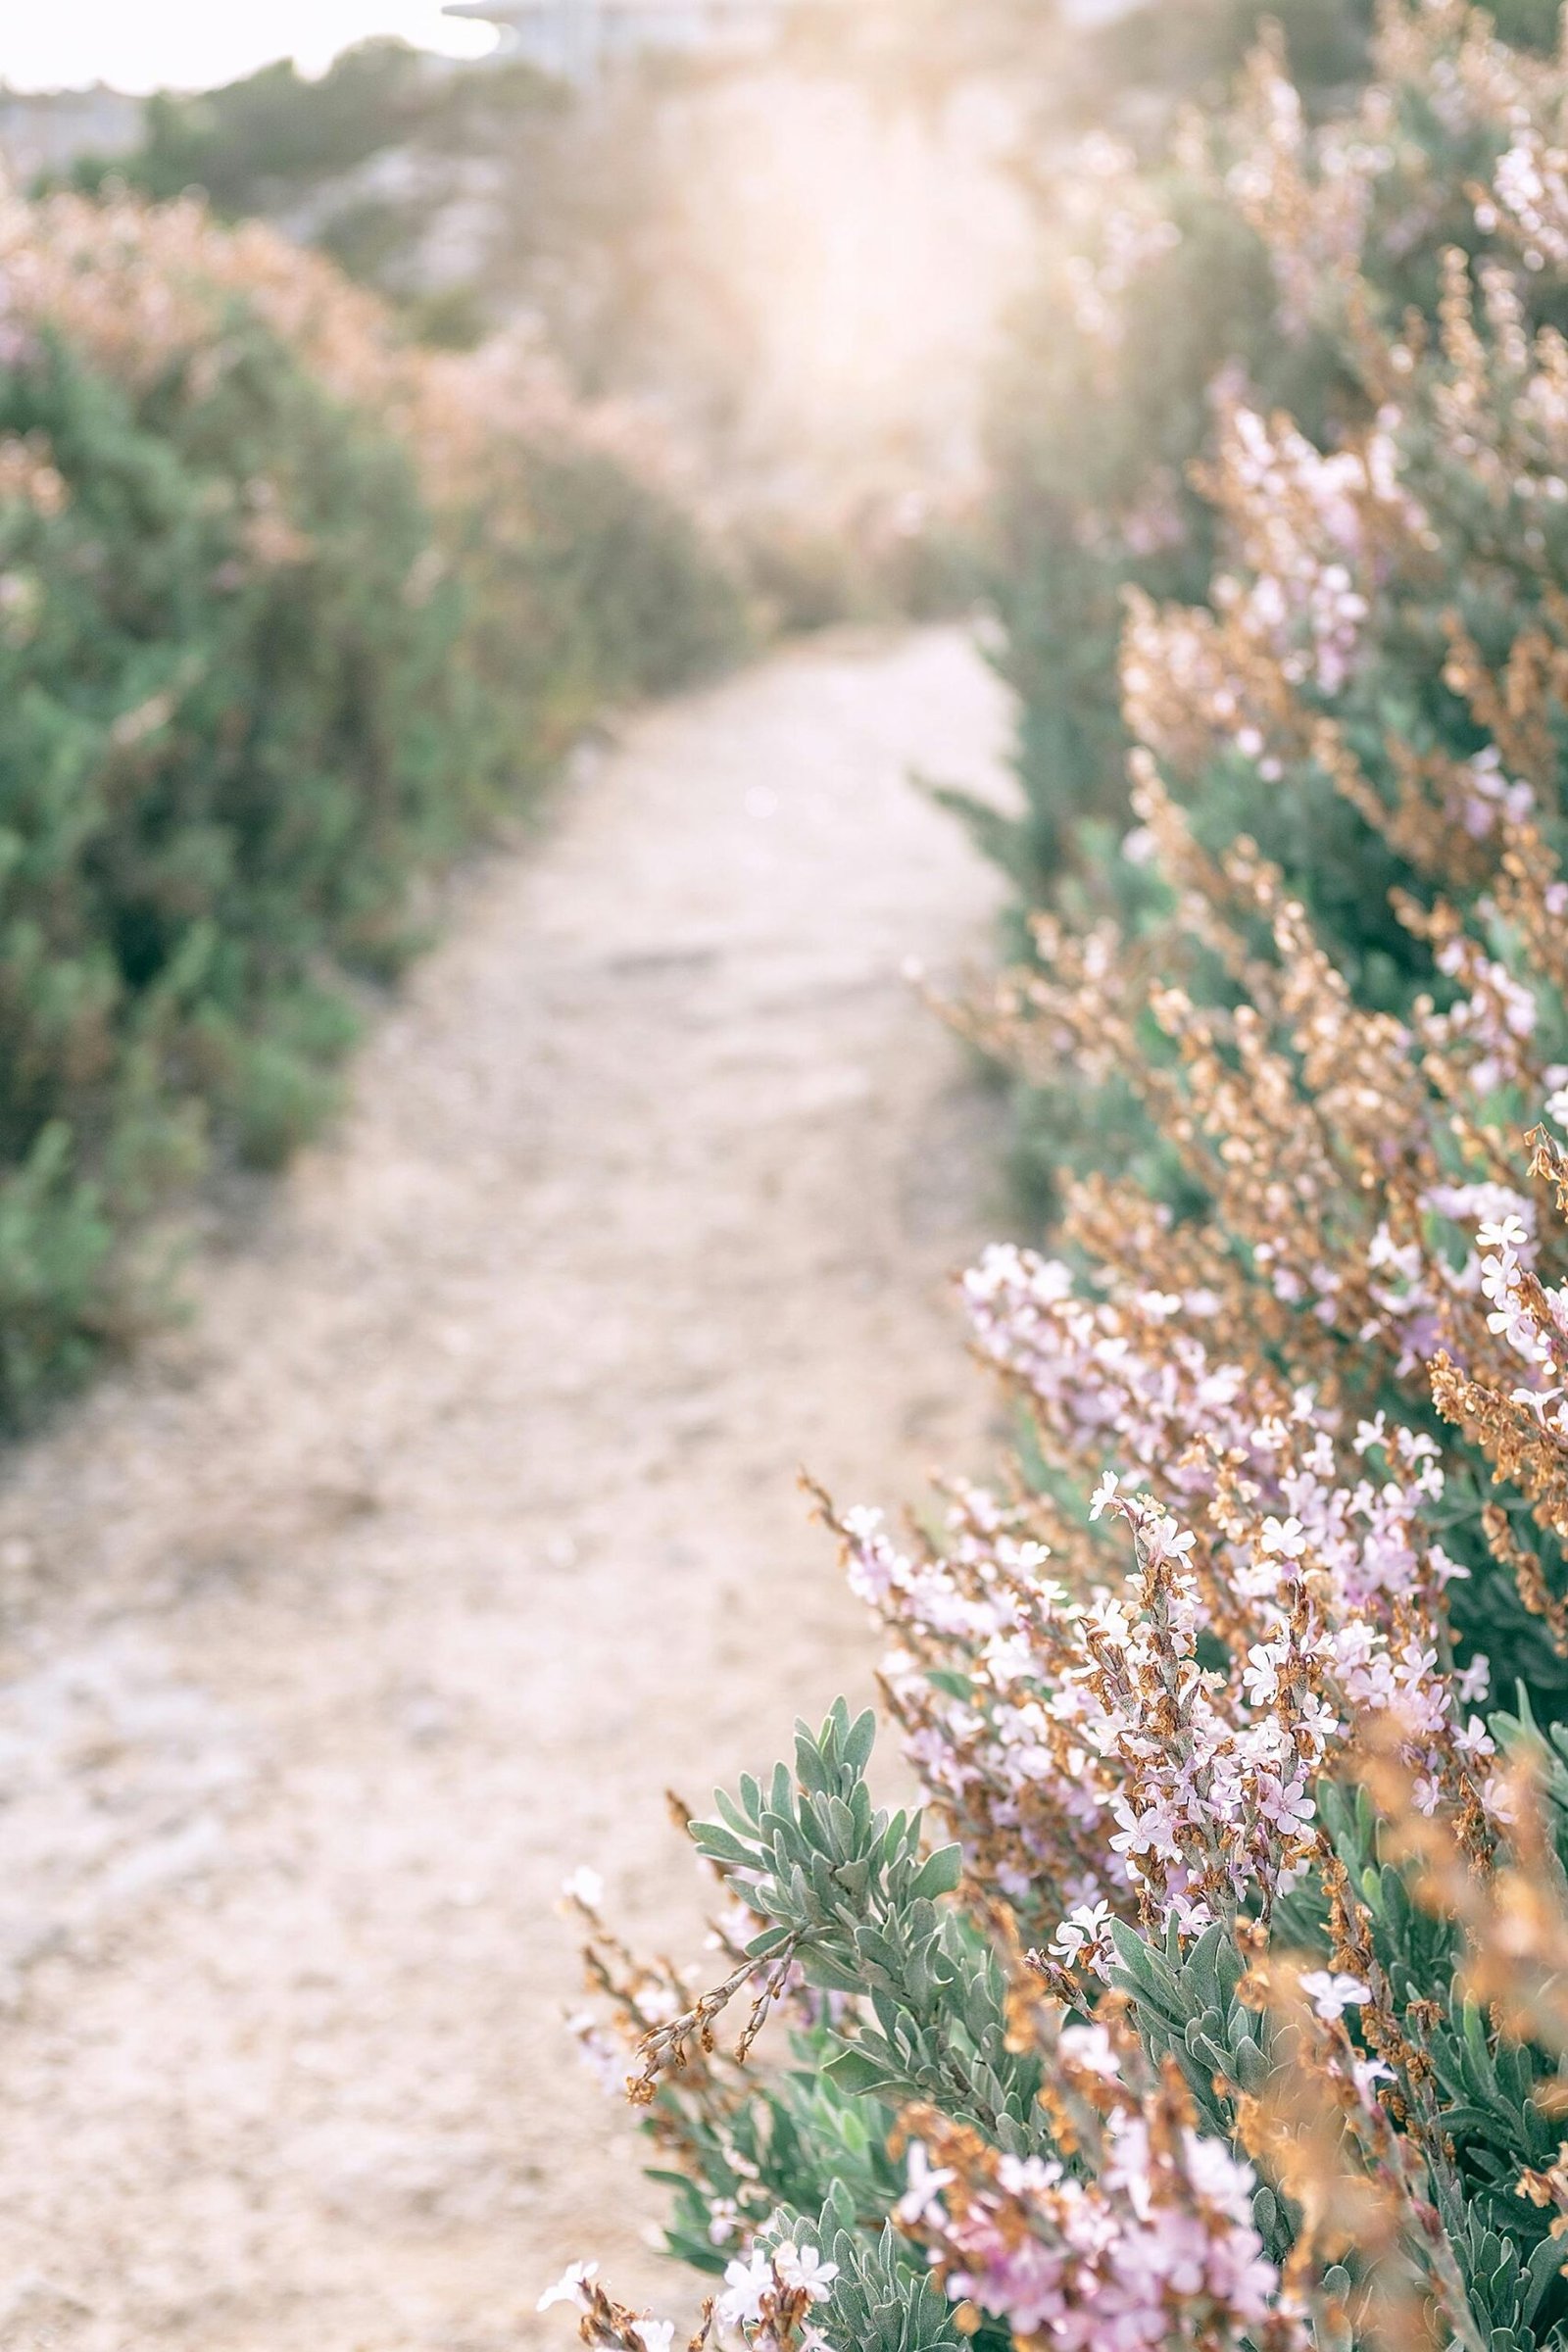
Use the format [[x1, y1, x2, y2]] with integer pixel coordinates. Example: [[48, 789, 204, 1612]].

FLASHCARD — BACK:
[[562, 1865, 605, 1909], [1059, 2022, 1121, 2078], [1300, 1970, 1371, 2022], [537, 2259, 598, 2312], [1049, 1898, 1114, 1968], [1351, 2055, 1395, 2099], [773, 2243, 840, 2302], [897, 2141, 956, 2227], [998, 2151, 1061, 2195], [1242, 1642, 1285, 1704], [1456, 1654, 1492, 1705], [1455, 1714, 1495, 1763], [565, 2011, 627, 2099], [1089, 1469, 1120, 1521], [706, 2196, 741, 2245], [717, 2249, 773, 2328], [629, 2326, 675, 2352]]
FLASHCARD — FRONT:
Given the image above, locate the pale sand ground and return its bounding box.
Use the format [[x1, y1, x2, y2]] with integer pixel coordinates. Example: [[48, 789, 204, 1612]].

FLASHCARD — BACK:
[[0, 625, 1014, 2351]]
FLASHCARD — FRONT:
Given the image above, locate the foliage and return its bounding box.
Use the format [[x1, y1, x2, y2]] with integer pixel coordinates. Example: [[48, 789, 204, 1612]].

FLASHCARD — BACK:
[[1071, 0, 1378, 112], [0, 184, 741, 1422], [546, 16, 1568, 2352], [971, 1, 1568, 1216], [116, 42, 558, 213], [56, 41, 565, 346]]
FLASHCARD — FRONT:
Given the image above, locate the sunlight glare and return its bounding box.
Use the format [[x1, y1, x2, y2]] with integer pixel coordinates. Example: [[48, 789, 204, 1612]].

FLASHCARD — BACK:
[[657, 72, 1031, 483]]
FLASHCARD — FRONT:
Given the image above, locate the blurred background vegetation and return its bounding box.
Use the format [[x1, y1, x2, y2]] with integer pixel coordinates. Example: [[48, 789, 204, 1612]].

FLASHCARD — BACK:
[[6, 0, 1564, 1421]]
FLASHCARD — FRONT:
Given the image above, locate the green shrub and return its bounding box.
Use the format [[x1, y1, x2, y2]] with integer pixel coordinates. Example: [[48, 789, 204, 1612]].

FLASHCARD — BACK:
[[476, 436, 749, 706], [0, 321, 471, 1405], [0, 201, 741, 1422]]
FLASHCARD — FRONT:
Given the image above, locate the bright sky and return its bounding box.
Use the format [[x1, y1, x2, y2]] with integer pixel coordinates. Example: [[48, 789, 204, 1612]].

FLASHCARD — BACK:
[[0, 2, 501, 94]]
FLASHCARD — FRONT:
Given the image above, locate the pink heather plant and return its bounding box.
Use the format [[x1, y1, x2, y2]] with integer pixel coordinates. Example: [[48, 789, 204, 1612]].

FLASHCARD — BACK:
[[543, 14, 1568, 2352]]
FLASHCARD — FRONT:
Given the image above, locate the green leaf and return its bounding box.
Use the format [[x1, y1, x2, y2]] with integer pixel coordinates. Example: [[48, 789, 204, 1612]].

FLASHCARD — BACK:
[[824, 2046, 894, 2095], [844, 1708, 877, 1776], [908, 1844, 963, 1900]]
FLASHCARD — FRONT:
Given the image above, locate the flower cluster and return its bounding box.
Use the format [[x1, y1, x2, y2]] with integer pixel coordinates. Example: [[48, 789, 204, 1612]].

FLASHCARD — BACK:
[[1050, 132, 1186, 366], [832, 1277, 1495, 1966], [896, 2051, 1294, 2352], [536, 2238, 839, 2352]]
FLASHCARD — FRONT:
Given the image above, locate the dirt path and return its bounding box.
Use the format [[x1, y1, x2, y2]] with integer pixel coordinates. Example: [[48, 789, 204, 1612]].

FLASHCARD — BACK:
[[0, 626, 1012, 2352]]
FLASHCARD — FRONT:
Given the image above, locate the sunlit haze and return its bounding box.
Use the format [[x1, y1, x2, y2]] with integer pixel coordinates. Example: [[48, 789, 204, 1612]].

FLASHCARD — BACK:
[[0, 2, 499, 93]]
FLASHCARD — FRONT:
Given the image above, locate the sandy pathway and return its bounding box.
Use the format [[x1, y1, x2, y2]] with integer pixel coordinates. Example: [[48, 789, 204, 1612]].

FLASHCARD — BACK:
[[0, 626, 1012, 2352]]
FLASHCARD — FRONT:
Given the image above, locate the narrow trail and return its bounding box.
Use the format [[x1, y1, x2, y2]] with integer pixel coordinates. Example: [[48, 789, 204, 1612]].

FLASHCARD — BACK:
[[0, 626, 1013, 2352]]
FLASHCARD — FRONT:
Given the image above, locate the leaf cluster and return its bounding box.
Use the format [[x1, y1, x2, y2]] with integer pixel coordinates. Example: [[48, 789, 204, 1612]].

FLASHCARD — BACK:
[[0, 270, 740, 1420], [692, 1703, 1042, 2150], [759, 2185, 967, 2352]]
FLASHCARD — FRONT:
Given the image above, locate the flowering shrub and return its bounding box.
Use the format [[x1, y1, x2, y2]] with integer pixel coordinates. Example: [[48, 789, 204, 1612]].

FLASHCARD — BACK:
[[546, 13, 1568, 2352], [975, 1, 1568, 1216], [551, 1152, 1568, 2352], [982, 0, 1558, 892], [0, 183, 740, 1419]]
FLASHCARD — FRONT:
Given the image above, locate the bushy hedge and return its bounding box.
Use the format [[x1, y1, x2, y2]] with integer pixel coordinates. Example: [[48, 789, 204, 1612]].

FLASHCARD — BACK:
[[547, 15, 1568, 2352], [0, 191, 742, 1422]]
